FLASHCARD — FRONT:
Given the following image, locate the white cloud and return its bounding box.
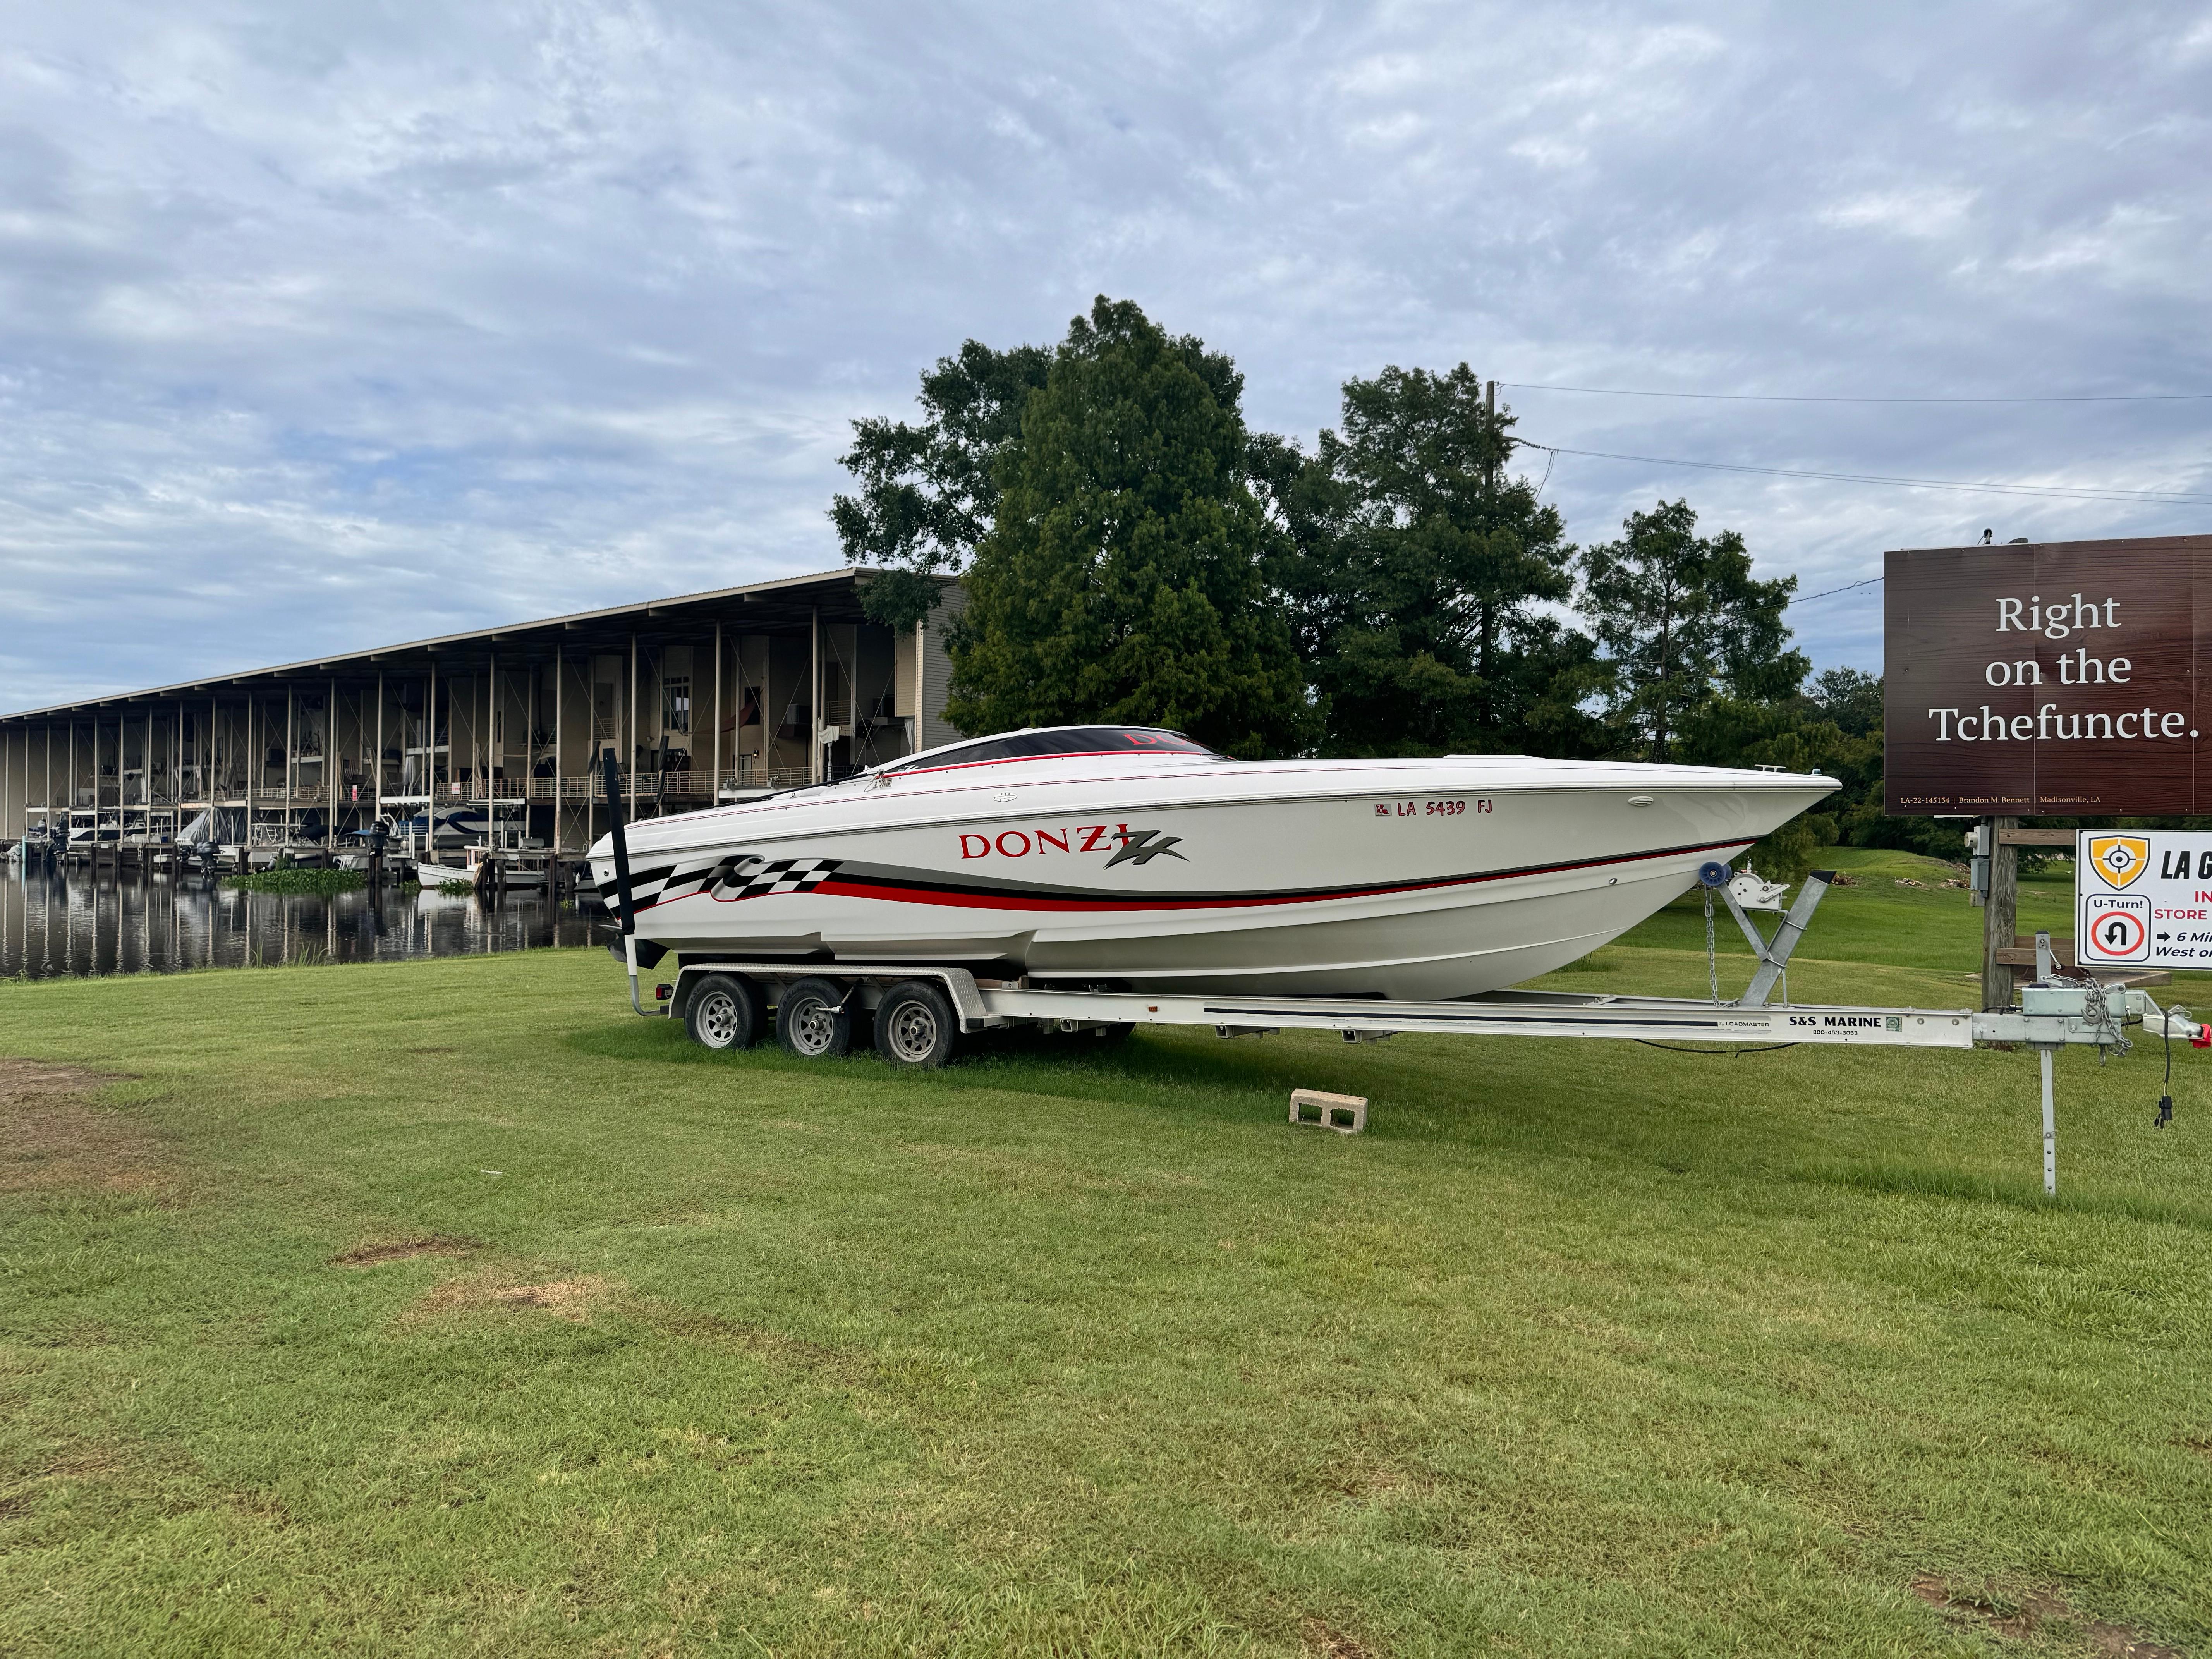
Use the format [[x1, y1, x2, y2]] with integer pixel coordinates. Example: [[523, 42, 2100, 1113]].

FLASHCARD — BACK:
[[1508, 135, 1587, 169], [2, 0, 2211, 704], [1819, 185, 1979, 239]]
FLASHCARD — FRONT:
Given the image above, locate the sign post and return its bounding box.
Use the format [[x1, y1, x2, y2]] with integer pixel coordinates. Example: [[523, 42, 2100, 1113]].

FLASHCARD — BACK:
[[1982, 815, 2018, 1013]]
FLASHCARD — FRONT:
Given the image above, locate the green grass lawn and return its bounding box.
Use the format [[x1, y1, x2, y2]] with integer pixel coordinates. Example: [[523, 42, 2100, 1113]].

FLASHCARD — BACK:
[[6, 856, 2212, 1656]]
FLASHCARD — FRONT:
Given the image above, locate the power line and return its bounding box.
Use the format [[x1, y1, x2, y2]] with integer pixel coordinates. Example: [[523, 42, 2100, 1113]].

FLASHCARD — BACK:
[[1515, 441, 2212, 506], [1501, 381, 2212, 405], [1790, 575, 1883, 606]]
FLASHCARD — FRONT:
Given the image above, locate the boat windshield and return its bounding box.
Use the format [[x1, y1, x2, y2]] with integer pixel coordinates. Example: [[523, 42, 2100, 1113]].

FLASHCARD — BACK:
[[882, 726, 1220, 775]]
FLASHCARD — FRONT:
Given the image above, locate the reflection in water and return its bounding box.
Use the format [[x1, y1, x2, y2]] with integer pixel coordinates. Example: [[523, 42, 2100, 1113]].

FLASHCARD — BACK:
[[2, 864, 602, 979]]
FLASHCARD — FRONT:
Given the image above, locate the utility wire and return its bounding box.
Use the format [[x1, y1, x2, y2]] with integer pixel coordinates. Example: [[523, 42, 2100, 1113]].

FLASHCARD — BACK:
[[1513, 441, 2212, 506], [1790, 575, 1883, 606], [1500, 381, 2212, 405]]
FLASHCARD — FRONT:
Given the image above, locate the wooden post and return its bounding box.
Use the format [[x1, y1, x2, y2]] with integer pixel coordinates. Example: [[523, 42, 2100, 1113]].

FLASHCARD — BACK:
[[1981, 814, 2020, 1011], [628, 632, 638, 820], [326, 675, 337, 849], [810, 606, 821, 784], [712, 622, 721, 803]]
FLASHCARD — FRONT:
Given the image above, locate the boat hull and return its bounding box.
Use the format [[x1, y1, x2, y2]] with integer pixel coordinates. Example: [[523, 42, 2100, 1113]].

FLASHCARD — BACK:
[[591, 759, 1834, 999]]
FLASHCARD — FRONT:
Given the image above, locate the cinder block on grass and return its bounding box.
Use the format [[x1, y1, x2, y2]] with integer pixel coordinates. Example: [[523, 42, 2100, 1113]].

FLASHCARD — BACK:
[[1289, 1088, 1367, 1135]]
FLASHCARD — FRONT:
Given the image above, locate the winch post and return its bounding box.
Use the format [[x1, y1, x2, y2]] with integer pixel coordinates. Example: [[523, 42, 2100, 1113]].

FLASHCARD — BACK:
[[1730, 871, 1834, 1008]]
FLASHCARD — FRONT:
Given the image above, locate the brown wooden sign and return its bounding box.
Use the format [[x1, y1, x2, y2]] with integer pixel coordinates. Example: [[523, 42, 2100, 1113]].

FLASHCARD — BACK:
[[1884, 535, 2212, 816]]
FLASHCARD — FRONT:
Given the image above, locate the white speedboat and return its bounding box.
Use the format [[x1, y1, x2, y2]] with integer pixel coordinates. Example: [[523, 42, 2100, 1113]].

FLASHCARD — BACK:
[[414, 847, 548, 890], [587, 726, 1836, 999]]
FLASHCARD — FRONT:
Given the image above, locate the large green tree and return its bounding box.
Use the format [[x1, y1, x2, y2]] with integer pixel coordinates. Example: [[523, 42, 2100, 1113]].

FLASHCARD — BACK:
[[829, 339, 1052, 631], [1257, 366, 1600, 757], [1579, 499, 1805, 762], [943, 297, 1311, 757]]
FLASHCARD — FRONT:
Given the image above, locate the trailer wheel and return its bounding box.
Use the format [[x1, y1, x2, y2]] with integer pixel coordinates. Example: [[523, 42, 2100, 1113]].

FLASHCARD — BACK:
[[875, 981, 958, 1068], [777, 976, 853, 1059], [685, 974, 764, 1051]]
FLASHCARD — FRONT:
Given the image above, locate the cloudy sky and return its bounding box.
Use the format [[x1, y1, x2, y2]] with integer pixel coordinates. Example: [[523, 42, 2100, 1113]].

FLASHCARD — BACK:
[[3, 0, 2209, 711]]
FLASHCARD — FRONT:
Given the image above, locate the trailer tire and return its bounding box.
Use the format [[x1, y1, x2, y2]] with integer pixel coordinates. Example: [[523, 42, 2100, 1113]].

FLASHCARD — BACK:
[[875, 981, 959, 1069], [685, 974, 764, 1051], [777, 976, 854, 1059]]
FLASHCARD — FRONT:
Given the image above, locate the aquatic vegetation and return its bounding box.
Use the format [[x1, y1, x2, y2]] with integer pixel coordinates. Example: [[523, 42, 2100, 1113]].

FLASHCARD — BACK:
[[222, 867, 366, 895]]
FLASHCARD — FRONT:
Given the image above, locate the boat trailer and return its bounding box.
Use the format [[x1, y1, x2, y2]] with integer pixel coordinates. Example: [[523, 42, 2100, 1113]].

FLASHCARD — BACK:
[[596, 758, 2204, 1194]]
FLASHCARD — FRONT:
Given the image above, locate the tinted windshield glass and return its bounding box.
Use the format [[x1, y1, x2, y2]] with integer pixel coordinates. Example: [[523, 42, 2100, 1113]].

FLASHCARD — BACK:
[[890, 727, 1218, 771]]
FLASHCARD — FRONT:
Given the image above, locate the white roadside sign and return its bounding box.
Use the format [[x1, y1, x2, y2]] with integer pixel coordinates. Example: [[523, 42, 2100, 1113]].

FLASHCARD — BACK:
[[2076, 830, 2212, 968]]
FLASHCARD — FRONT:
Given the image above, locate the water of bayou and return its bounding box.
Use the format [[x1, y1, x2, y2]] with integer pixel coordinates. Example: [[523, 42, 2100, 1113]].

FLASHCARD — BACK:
[[2, 864, 601, 980]]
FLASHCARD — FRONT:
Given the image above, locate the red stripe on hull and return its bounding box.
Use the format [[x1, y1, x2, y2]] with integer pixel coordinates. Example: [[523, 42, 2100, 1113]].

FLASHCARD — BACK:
[[781, 837, 1755, 916]]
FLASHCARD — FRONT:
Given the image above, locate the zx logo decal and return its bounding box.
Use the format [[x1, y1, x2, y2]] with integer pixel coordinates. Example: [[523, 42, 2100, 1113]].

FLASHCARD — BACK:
[[1105, 828, 1187, 867]]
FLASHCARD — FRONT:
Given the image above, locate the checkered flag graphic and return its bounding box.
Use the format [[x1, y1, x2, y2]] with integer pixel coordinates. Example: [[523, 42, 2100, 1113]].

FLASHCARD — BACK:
[[604, 853, 842, 910], [708, 855, 842, 902]]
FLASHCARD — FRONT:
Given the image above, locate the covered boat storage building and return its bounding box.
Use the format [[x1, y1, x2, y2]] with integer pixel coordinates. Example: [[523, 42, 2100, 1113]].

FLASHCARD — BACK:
[[0, 568, 963, 855]]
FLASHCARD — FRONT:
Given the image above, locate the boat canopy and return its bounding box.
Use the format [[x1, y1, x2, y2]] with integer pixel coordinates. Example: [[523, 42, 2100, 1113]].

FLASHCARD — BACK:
[[882, 726, 1219, 775]]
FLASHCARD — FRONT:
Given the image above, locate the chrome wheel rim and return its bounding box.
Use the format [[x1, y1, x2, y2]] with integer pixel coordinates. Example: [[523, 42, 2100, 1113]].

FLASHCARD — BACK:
[[789, 998, 836, 1056], [696, 991, 739, 1048], [887, 1001, 939, 1062]]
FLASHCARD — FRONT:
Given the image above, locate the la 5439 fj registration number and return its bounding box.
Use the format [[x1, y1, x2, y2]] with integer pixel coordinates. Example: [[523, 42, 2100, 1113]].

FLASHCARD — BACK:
[[1375, 798, 1492, 817]]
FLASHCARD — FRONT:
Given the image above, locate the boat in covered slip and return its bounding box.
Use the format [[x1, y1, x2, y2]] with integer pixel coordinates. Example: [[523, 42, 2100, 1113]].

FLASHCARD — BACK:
[[413, 847, 548, 890], [587, 726, 1836, 1000]]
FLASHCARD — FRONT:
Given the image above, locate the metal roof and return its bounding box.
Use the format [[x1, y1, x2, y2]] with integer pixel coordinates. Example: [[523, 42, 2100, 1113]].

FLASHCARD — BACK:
[[3, 565, 911, 722]]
